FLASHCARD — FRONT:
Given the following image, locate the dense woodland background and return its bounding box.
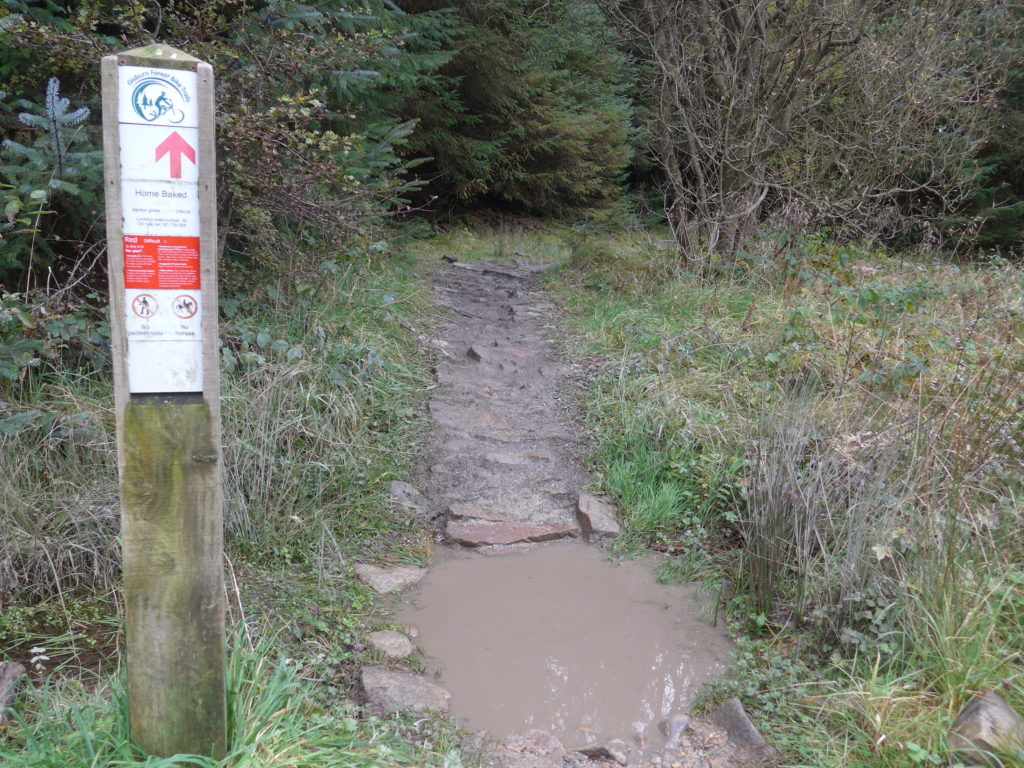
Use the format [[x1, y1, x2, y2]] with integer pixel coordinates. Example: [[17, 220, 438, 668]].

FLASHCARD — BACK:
[[2, 3, 1024, 767], [3, 0, 1024, 304]]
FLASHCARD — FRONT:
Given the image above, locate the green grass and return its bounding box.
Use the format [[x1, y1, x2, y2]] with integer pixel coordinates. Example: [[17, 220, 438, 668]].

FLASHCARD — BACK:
[[5, 220, 1024, 766], [0, 630, 459, 768], [1, 248, 435, 603], [218, 249, 437, 562], [544, 228, 1024, 766], [1, 242, 446, 762], [404, 221, 573, 265]]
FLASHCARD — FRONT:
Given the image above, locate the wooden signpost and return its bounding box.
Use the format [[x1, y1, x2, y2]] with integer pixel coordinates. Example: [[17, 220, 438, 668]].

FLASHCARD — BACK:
[[101, 45, 226, 758]]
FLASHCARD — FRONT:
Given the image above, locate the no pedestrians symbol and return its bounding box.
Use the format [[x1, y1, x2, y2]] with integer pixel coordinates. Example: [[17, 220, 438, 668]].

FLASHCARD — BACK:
[[131, 293, 157, 318], [155, 131, 196, 179]]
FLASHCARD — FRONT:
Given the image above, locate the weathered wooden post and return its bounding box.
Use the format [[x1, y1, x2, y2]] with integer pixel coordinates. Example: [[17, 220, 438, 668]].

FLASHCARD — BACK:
[[101, 45, 226, 757]]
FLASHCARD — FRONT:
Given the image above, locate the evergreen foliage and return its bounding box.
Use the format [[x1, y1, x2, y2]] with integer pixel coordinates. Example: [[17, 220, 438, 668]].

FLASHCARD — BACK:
[[6, 78, 92, 192], [968, 12, 1024, 252], [1, 77, 102, 281], [1, 0, 1023, 290], [398, 0, 635, 214], [0, 0, 459, 288]]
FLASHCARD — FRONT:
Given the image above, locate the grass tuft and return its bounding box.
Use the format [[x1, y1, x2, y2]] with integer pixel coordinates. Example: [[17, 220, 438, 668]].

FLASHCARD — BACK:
[[1, 629, 453, 767]]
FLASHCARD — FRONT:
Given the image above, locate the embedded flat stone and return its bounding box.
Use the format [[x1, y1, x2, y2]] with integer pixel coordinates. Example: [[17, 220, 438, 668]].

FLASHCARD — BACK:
[[486, 452, 530, 466], [472, 431, 524, 443], [353, 564, 427, 595], [430, 402, 514, 429], [449, 495, 575, 526], [576, 493, 621, 541], [386, 481, 428, 516], [448, 502, 519, 523], [361, 667, 450, 715], [367, 630, 415, 659], [446, 520, 577, 547]]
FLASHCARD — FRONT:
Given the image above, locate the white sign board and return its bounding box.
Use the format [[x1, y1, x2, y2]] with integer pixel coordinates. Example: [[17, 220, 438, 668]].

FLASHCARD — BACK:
[[118, 65, 202, 392]]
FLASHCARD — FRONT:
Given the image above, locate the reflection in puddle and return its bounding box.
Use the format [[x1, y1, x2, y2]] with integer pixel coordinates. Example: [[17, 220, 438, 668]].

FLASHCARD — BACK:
[[398, 542, 732, 749]]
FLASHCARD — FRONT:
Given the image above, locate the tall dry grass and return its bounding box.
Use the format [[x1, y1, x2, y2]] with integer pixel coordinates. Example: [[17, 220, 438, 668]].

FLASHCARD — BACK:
[[554, 227, 1024, 763], [0, 256, 432, 603]]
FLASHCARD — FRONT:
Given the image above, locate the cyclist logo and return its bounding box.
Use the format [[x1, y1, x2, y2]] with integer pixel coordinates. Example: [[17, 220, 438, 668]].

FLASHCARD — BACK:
[[131, 78, 186, 124]]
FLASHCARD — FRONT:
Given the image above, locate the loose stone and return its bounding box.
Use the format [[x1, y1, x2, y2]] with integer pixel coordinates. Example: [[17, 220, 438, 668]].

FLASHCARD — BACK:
[[386, 480, 428, 516], [577, 739, 630, 765], [950, 690, 1024, 766], [576, 494, 622, 541], [0, 662, 26, 725], [659, 714, 689, 750], [361, 666, 450, 715], [711, 698, 772, 753], [367, 630, 415, 659], [507, 729, 564, 756], [353, 564, 427, 595]]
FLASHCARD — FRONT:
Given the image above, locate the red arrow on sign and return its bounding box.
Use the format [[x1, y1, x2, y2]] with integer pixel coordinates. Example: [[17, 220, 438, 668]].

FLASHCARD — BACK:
[[155, 131, 196, 179]]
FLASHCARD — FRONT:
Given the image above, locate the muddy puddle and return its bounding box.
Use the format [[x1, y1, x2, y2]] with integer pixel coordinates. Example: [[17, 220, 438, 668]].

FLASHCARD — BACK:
[[397, 542, 732, 751]]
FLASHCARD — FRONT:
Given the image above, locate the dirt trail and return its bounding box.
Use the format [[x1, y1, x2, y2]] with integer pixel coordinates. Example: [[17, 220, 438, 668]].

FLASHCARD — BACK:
[[421, 258, 589, 546], [378, 257, 777, 768]]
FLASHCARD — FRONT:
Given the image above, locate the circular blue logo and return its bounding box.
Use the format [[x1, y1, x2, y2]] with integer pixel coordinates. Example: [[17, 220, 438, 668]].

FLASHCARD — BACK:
[[131, 78, 186, 123]]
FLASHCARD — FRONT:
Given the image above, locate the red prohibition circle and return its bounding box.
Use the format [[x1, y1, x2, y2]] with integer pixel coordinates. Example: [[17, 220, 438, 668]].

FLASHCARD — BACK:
[[131, 294, 158, 318], [172, 294, 199, 319]]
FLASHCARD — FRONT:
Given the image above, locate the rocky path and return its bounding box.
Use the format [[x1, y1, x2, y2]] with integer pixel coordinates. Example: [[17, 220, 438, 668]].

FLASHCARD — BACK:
[[358, 257, 777, 768], [421, 258, 616, 548]]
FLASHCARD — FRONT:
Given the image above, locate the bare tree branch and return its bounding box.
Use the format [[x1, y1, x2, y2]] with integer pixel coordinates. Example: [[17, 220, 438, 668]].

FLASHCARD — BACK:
[[606, 0, 1015, 257]]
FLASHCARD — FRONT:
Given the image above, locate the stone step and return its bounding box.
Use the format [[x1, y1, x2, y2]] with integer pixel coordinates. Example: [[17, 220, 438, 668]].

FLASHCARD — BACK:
[[445, 519, 578, 547]]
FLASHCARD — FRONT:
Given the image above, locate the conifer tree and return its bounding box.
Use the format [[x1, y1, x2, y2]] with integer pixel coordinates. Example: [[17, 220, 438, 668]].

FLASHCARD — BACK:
[[399, 0, 634, 213]]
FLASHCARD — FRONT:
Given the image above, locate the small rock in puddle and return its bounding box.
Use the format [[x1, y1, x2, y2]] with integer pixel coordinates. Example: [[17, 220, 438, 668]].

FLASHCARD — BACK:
[[398, 542, 731, 752]]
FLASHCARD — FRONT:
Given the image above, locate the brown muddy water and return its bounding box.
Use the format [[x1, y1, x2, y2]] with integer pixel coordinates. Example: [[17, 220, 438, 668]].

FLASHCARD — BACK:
[[397, 542, 732, 750]]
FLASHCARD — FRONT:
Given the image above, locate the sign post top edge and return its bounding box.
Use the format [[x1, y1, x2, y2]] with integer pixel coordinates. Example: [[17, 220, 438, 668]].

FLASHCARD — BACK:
[[117, 45, 203, 71]]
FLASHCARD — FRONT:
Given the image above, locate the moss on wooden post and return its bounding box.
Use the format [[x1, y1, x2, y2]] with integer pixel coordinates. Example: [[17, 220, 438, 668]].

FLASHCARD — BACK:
[[122, 398, 227, 757], [103, 44, 226, 758]]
